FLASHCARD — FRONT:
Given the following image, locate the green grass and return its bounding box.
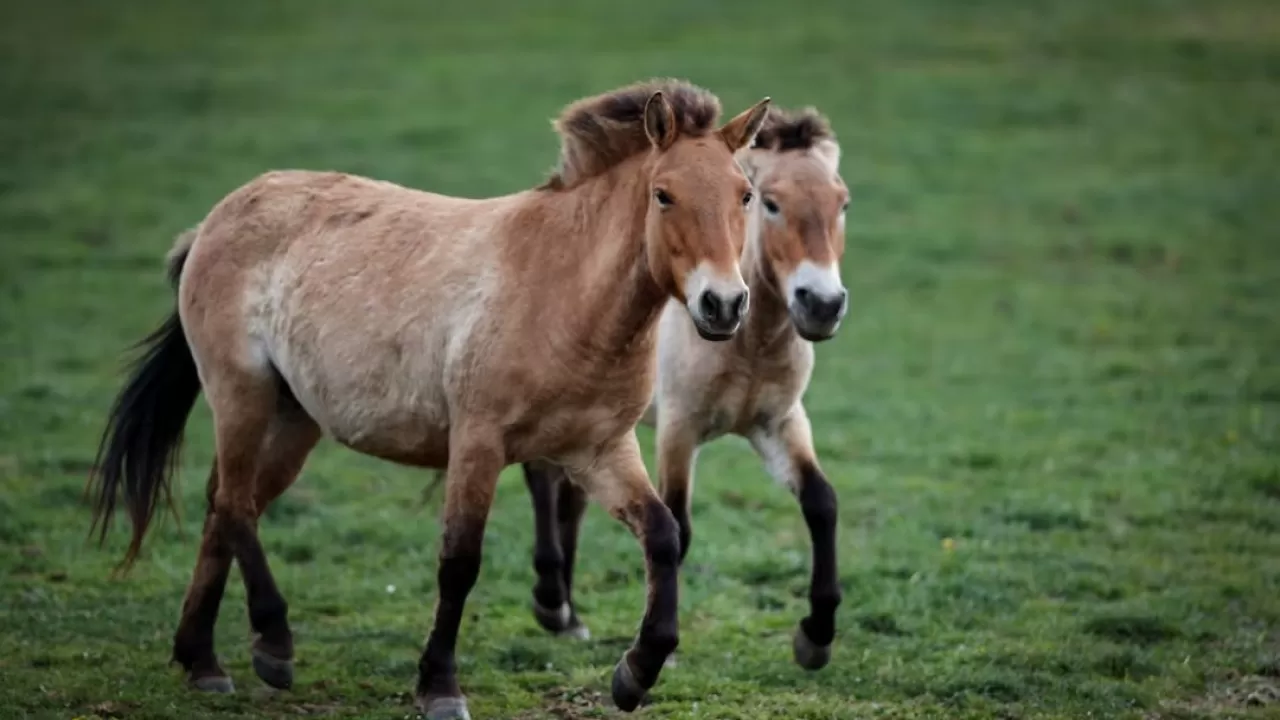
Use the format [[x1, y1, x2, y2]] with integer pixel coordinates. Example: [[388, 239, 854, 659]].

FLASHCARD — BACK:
[[3, 1, 1279, 718]]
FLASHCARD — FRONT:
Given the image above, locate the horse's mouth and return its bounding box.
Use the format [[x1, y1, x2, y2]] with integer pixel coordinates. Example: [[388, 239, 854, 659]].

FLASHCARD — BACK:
[[694, 322, 737, 342], [792, 316, 842, 343], [796, 327, 837, 343]]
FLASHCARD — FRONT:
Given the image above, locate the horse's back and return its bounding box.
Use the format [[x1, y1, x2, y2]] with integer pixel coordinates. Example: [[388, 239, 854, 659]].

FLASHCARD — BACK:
[[178, 170, 511, 466]]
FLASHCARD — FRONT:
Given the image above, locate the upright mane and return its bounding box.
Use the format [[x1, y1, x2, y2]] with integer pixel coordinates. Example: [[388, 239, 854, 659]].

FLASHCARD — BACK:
[[541, 79, 723, 190], [751, 106, 834, 152]]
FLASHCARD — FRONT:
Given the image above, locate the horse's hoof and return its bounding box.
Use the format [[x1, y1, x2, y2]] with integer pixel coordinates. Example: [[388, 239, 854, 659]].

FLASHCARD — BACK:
[[560, 622, 591, 640], [416, 695, 471, 720], [610, 658, 648, 712], [251, 647, 294, 690], [190, 674, 235, 693], [532, 599, 590, 640], [792, 623, 832, 671]]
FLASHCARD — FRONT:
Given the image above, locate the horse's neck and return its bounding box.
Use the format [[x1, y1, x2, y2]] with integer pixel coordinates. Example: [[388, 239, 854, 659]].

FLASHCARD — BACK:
[[738, 223, 798, 354], [543, 161, 666, 362]]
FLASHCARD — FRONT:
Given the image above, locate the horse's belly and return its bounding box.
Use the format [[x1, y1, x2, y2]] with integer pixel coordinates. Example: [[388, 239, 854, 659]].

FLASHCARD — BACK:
[[272, 337, 452, 467], [327, 399, 450, 467]]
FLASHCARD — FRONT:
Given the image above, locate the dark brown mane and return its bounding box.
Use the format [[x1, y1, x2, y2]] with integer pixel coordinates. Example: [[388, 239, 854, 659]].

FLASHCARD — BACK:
[[541, 79, 722, 190], [751, 106, 834, 152]]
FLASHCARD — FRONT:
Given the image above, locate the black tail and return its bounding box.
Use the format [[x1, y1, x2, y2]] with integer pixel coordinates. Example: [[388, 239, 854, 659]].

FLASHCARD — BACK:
[[88, 237, 202, 570]]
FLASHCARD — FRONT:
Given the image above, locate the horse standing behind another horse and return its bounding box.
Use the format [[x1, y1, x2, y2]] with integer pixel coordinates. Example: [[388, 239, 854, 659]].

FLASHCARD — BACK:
[[86, 79, 770, 720], [522, 106, 850, 672]]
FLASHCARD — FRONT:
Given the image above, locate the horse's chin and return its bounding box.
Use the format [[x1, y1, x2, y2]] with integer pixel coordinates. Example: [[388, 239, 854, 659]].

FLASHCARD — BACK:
[[791, 316, 841, 343], [797, 328, 837, 343]]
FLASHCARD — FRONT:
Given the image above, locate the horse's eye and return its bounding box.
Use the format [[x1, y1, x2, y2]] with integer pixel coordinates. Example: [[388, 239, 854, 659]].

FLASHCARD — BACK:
[[654, 189, 674, 207], [841, 201, 850, 212], [742, 191, 753, 207], [763, 198, 780, 215]]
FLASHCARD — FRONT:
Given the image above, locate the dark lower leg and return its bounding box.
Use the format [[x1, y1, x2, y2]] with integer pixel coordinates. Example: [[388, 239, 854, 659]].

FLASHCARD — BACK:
[[525, 463, 567, 613], [237, 413, 316, 684], [417, 515, 485, 702], [172, 465, 233, 684], [661, 485, 692, 564], [222, 513, 293, 675], [172, 511, 233, 681], [797, 464, 840, 647], [619, 497, 681, 692], [555, 480, 587, 614], [416, 440, 500, 710]]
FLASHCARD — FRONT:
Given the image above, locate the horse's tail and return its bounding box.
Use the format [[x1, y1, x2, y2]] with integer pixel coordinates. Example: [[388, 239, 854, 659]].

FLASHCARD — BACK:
[[87, 228, 204, 570], [165, 226, 198, 289]]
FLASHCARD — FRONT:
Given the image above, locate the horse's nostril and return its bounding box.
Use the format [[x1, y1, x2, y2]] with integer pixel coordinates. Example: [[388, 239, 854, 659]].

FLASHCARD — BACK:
[[731, 291, 748, 319], [815, 294, 844, 322], [795, 288, 845, 323], [699, 291, 720, 320], [794, 287, 813, 311]]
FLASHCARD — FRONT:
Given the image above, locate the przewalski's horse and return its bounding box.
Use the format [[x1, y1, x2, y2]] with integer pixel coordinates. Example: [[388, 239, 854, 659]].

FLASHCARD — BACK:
[[523, 107, 849, 671], [86, 79, 770, 720]]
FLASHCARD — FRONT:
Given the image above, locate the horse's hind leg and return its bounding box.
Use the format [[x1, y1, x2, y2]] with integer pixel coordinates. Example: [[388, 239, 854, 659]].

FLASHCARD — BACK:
[[525, 462, 589, 639], [202, 365, 314, 691], [554, 477, 588, 633], [172, 461, 235, 692], [748, 406, 840, 671], [172, 405, 319, 693], [243, 408, 320, 689]]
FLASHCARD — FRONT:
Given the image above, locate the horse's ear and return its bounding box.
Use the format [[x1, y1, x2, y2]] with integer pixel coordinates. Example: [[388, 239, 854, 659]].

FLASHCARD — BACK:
[[719, 97, 771, 152], [644, 91, 678, 151]]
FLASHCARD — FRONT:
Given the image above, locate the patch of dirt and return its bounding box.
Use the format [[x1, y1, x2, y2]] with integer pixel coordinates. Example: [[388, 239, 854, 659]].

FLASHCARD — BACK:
[[1146, 675, 1280, 718], [516, 687, 610, 719]]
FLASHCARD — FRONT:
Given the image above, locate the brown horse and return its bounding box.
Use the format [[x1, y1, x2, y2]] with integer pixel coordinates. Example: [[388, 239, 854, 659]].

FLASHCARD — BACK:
[[522, 107, 849, 671], [87, 79, 769, 719]]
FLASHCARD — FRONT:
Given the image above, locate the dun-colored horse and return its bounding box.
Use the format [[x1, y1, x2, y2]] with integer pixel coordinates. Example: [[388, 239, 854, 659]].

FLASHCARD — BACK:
[[521, 107, 849, 671], [87, 79, 770, 719]]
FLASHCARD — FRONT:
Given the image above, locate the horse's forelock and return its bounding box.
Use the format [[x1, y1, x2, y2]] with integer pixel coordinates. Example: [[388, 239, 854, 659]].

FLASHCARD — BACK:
[[543, 79, 723, 189]]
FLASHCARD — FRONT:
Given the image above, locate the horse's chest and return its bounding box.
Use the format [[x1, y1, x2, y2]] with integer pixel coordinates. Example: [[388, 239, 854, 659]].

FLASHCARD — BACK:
[[508, 373, 652, 460], [699, 364, 803, 441]]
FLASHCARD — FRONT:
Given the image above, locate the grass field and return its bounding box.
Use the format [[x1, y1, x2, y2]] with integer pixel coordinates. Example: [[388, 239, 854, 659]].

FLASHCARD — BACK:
[[3, 1, 1280, 718]]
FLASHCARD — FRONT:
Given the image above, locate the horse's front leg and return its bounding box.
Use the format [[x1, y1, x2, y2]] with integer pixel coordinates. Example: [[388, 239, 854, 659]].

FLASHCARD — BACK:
[[748, 405, 841, 670], [415, 427, 503, 720], [572, 432, 681, 712]]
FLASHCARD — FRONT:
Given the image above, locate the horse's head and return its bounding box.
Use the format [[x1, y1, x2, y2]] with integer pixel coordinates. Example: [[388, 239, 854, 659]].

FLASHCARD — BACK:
[[642, 91, 770, 341], [739, 108, 848, 342]]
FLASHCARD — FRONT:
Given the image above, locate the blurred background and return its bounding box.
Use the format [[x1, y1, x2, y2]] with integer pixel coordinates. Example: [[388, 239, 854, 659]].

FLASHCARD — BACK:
[[2, 1, 1278, 718]]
